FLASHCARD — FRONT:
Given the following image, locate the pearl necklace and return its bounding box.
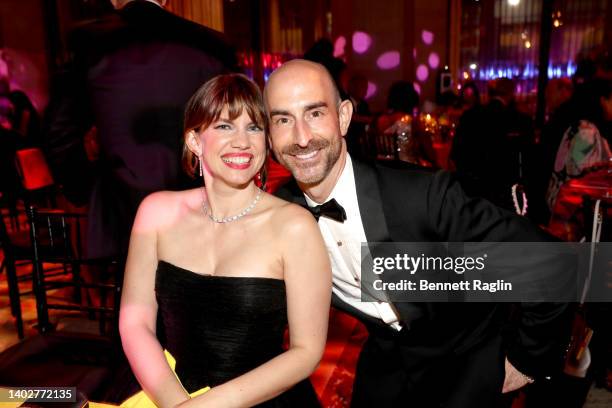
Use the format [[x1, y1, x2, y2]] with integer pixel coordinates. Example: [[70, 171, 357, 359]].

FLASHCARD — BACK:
[[202, 188, 263, 223]]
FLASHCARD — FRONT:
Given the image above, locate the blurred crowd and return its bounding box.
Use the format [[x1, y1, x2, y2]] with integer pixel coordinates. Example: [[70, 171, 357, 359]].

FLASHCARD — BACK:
[[304, 39, 611, 239]]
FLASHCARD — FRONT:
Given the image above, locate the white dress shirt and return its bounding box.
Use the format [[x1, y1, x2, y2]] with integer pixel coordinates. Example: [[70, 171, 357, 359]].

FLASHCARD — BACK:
[[305, 156, 402, 330]]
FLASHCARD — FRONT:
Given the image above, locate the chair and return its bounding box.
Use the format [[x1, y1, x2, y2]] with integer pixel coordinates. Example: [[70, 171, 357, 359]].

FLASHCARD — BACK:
[[370, 126, 400, 161], [0, 208, 136, 404], [0, 326, 138, 404], [0, 205, 85, 339], [27, 206, 122, 336], [14, 147, 58, 208], [369, 113, 415, 162], [0, 209, 31, 339]]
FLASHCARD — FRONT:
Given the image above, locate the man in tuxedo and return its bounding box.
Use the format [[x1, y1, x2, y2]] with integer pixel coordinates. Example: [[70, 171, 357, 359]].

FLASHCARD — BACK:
[[264, 59, 571, 407], [44, 0, 237, 258]]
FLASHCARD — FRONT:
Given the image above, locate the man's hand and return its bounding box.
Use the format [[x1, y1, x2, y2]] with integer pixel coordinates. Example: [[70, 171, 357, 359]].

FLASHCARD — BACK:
[[502, 357, 534, 393]]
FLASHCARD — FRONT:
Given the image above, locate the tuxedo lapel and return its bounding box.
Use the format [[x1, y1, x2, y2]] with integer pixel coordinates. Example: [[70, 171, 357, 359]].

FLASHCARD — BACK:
[[351, 159, 390, 243], [352, 159, 428, 327]]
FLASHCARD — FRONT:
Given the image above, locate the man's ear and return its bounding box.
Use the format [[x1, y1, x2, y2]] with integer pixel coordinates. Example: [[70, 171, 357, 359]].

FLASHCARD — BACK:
[[185, 130, 202, 156], [338, 99, 354, 137]]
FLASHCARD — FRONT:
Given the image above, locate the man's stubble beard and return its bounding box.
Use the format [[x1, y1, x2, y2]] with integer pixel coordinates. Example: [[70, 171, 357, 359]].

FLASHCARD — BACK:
[[278, 136, 343, 186]]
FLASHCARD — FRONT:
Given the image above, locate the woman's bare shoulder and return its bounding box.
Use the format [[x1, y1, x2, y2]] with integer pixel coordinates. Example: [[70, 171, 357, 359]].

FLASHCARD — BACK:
[[134, 189, 201, 231], [264, 194, 318, 236]]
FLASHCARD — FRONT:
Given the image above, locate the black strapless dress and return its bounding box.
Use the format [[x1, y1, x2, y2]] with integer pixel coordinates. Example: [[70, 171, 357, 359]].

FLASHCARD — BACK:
[[155, 260, 320, 407]]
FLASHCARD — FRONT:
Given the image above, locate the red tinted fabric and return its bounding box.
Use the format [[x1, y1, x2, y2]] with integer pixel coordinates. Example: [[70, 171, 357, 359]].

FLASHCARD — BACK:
[[15, 148, 55, 191], [548, 167, 612, 241], [257, 155, 292, 194]]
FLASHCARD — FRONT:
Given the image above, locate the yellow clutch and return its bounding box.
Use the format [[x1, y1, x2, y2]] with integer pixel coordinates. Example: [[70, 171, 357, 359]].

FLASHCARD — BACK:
[[119, 350, 209, 408]]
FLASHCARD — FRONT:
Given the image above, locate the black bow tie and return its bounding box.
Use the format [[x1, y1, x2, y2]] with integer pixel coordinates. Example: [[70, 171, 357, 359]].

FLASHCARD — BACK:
[[307, 199, 347, 223]]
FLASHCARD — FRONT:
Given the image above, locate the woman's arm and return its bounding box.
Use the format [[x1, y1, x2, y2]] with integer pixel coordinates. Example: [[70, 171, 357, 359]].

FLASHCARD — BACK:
[[181, 205, 332, 408], [119, 193, 190, 408]]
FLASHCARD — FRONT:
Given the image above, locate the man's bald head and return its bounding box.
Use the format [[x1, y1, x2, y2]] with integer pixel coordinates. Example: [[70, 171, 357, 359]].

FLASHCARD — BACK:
[[265, 59, 341, 107], [264, 59, 353, 200]]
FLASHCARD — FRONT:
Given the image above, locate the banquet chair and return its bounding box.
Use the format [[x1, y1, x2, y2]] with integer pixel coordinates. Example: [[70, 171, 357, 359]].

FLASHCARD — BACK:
[[0, 208, 135, 403], [371, 128, 399, 161], [0, 204, 86, 339], [14, 147, 58, 208], [0, 210, 31, 339], [27, 206, 122, 336]]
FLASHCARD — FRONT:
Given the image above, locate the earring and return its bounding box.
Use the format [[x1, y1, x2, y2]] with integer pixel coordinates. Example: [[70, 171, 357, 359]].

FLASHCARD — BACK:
[[256, 172, 261, 180], [198, 155, 203, 177]]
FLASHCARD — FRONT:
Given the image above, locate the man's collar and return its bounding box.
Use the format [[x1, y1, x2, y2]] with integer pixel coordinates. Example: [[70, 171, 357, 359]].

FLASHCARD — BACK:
[[304, 155, 353, 207]]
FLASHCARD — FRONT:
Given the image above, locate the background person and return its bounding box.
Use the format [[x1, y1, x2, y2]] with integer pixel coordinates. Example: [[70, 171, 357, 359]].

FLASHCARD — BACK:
[[44, 0, 238, 259]]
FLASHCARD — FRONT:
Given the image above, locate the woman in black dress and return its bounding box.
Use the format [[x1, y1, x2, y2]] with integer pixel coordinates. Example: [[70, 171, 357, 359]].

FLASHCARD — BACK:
[[119, 74, 331, 407]]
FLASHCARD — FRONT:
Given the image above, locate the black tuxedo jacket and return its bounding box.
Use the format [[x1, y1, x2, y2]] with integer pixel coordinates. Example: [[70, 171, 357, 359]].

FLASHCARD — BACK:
[[277, 158, 571, 382], [44, 0, 237, 258]]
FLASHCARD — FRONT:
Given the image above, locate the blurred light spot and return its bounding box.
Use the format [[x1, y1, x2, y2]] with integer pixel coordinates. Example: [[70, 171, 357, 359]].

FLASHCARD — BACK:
[[524, 40, 532, 49], [428, 52, 439, 69], [421, 30, 434, 45], [413, 48, 417, 58], [416, 64, 429, 82], [413, 82, 421, 95], [463, 71, 469, 79], [377, 51, 400, 69], [333, 36, 346, 57], [0, 59, 8, 78], [508, 0, 520, 6], [365, 82, 377, 99], [469, 63, 477, 70], [352, 31, 372, 54]]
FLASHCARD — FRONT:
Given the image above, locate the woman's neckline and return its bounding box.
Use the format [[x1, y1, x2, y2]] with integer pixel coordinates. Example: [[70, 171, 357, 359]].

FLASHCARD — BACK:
[[157, 260, 285, 282]]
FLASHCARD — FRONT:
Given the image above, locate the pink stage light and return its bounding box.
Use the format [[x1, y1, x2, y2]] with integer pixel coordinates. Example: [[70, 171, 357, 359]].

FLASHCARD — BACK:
[[376, 51, 400, 70], [333, 36, 346, 57], [352, 31, 372, 54], [365, 82, 377, 99], [421, 30, 434, 45], [0, 58, 8, 78], [414, 82, 421, 95], [428, 52, 439, 69], [416, 64, 429, 82]]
